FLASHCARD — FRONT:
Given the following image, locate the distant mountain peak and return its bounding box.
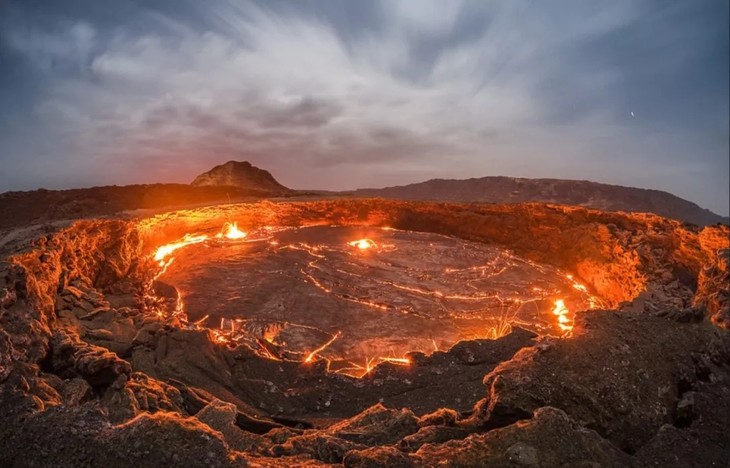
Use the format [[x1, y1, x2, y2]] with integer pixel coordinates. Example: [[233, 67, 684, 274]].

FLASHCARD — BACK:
[[191, 161, 291, 194]]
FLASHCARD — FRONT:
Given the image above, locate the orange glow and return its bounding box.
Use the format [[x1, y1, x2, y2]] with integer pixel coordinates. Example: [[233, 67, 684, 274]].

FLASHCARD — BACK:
[[262, 327, 279, 344], [332, 355, 412, 378], [304, 331, 342, 363], [257, 344, 281, 361], [194, 314, 210, 326], [216, 222, 247, 240], [566, 274, 589, 295], [348, 238, 377, 250], [378, 357, 411, 365], [153, 234, 208, 265], [145, 221, 597, 378], [362, 357, 377, 376], [552, 299, 572, 332], [565, 274, 603, 309]]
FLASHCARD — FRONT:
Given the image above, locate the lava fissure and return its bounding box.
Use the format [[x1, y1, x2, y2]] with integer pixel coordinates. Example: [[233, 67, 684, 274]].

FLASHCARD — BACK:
[[145, 222, 596, 375]]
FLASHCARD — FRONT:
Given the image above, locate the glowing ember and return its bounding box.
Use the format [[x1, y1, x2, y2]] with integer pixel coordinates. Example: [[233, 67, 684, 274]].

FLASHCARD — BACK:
[[193, 314, 210, 326], [378, 357, 411, 365], [262, 327, 279, 344], [304, 331, 342, 363], [334, 355, 412, 378], [551, 299, 572, 332], [348, 238, 377, 250], [153, 234, 208, 266], [217, 222, 247, 240], [566, 274, 603, 309], [360, 357, 377, 376]]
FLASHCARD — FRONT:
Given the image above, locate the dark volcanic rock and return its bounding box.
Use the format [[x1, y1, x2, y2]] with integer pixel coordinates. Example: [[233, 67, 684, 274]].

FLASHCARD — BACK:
[[196, 398, 270, 452], [475, 310, 730, 452], [191, 160, 292, 194], [636, 376, 730, 466], [103, 412, 236, 467], [344, 446, 414, 467], [328, 404, 420, 446], [0, 184, 282, 230], [48, 329, 132, 388], [272, 404, 420, 463], [344, 408, 634, 466], [410, 407, 635, 467]]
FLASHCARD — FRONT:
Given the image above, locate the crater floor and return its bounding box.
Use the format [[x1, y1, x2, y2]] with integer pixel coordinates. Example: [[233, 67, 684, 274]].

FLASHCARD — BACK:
[[161, 225, 594, 367], [1, 199, 728, 467]]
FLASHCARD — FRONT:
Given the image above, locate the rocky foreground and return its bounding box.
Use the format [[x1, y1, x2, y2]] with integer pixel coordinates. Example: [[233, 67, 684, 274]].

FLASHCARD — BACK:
[[0, 199, 728, 467]]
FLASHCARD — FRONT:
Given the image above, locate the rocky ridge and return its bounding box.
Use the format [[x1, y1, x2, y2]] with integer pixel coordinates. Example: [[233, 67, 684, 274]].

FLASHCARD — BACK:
[[353, 176, 728, 226]]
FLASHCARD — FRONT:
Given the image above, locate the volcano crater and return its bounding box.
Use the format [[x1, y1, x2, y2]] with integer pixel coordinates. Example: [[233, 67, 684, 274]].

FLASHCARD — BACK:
[[2, 199, 729, 466], [157, 224, 596, 375]]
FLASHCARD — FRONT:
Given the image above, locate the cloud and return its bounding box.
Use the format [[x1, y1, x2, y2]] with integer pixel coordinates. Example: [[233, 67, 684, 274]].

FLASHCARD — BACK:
[[6, 20, 96, 73], [0, 0, 727, 214]]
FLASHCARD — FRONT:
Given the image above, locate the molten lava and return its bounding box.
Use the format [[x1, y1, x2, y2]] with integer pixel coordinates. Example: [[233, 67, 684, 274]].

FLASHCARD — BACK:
[[378, 357, 411, 365], [551, 299, 573, 332], [145, 222, 598, 377], [153, 234, 208, 267], [348, 238, 377, 250], [304, 331, 342, 363], [217, 222, 247, 240]]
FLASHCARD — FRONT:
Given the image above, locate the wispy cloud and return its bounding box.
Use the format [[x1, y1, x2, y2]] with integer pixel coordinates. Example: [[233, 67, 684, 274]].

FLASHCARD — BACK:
[[0, 0, 727, 214]]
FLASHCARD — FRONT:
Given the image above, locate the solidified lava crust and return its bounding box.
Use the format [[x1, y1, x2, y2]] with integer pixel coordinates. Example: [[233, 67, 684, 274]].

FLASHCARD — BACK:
[[159, 224, 596, 368], [1, 199, 729, 467]]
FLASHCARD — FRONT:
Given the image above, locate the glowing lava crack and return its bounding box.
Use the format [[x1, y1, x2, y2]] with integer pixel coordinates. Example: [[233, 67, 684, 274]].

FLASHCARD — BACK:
[[145, 222, 600, 377]]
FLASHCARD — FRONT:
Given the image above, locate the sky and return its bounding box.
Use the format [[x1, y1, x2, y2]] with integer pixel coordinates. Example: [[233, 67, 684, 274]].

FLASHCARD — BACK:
[[0, 0, 728, 215]]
